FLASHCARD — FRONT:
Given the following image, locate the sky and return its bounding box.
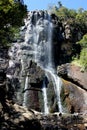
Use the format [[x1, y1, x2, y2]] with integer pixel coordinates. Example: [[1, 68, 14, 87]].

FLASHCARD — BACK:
[[24, 0, 87, 11]]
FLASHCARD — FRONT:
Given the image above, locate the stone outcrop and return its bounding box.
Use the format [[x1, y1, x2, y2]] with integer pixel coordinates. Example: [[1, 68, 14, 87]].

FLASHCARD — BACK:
[[57, 63, 87, 90], [57, 63, 87, 114], [0, 102, 42, 130], [0, 101, 87, 130], [61, 79, 87, 114]]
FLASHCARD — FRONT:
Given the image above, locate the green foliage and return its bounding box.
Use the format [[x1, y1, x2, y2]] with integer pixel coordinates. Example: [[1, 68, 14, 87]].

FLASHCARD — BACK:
[[77, 34, 87, 69], [52, 3, 77, 21], [52, 2, 87, 32], [0, 0, 27, 46], [7, 2, 27, 26], [73, 34, 87, 70], [77, 34, 87, 48], [54, 6, 70, 20], [76, 10, 87, 24], [75, 10, 87, 32], [69, 9, 77, 19], [51, 1, 87, 70], [79, 48, 87, 70]]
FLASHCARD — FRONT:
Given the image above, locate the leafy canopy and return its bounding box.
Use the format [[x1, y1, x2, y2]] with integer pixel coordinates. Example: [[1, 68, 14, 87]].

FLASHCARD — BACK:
[[0, 0, 27, 46]]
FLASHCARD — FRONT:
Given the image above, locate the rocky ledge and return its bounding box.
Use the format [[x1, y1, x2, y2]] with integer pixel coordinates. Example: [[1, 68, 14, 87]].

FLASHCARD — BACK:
[[0, 101, 87, 130]]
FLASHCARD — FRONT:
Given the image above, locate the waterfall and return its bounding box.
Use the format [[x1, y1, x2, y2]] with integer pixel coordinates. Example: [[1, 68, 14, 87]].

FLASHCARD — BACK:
[[31, 11, 63, 113], [23, 76, 29, 107], [8, 11, 63, 114], [52, 75, 62, 112], [32, 12, 51, 113], [42, 79, 49, 114], [46, 69, 63, 112]]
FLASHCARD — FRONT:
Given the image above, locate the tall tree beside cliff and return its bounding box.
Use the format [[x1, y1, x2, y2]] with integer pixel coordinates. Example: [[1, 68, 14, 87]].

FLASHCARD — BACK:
[[0, 0, 27, 46]]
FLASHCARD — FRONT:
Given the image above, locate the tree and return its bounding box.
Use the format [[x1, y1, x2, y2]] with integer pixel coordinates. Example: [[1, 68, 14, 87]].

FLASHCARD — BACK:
[[53, 4, 77, 21], [0, 0, 27, 46], [75, 10, 87, 33], [58, 1, 62, 8]]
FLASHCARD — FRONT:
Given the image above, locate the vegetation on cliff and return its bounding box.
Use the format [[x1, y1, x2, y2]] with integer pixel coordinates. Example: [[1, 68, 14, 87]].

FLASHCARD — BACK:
[[0, 0, 27, 46], [77, 34, 87, 70], [51, 1, 87, 70]]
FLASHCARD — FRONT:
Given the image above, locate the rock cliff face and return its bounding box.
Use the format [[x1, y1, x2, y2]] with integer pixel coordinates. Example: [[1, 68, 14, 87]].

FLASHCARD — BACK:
[[6, 11, 66, 112], [6, 10, 87, 114], [0, 10, 87, 129]]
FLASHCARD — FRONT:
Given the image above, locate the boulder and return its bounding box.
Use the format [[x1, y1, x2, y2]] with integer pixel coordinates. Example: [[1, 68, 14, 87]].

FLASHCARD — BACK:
[[57, 63, 87, 91], [57, 63, 87, 114], [61, 79, 87, 114]]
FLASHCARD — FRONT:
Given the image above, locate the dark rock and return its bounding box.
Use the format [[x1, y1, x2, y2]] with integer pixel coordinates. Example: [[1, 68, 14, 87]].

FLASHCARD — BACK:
[[28, 61, 45, 85], [0, 70, 6, 83], [0, 103, 42, 130]]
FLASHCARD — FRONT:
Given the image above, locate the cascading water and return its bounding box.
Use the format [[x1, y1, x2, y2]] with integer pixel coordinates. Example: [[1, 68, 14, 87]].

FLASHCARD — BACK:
[[23, 76, 29, 107], [8, 10, 63, 114], [42, 79, 49, 114], [29, 11, 63, 113], [32, 12, 51, 113], [46, 69, 63, 112]]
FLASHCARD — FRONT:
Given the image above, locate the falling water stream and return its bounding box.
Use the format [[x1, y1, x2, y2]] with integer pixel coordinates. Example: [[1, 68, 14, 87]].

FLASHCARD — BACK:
[[30, 11, 63, 113], [8, 11, 63, 114], [46, 69, 63, 112], [42, 79, 49, 114], [23, 76, 29, 107]]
